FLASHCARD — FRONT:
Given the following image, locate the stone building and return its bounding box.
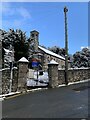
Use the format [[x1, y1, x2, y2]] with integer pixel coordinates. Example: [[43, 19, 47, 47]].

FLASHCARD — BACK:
[[38, 46, 65, 69], [28, 30, 70, 70]]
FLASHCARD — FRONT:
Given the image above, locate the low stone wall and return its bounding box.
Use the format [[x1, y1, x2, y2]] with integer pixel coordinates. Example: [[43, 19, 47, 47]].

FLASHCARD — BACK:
[[1, 59, 29, 94], [58, 68, 90, 85], [1, 68, 18, 94], [0, 69, 2, 94], [48, 61, 90, 88], [58, 69, 65, 84]]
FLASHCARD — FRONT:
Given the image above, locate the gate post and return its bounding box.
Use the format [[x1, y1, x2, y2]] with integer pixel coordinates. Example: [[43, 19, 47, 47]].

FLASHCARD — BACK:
[[48, 60, 59, 88], [18, 57, 29, 92]]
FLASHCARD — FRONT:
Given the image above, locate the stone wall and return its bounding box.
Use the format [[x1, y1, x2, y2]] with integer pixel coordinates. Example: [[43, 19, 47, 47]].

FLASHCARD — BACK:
[[58, 69, 65, 85], [0, 70, 2, 94], [1, 57, 29, 94], [58, 68, 90, 85], [0, 41, 2, 94], [48, 60, 90, 88], [1, 68, 18, 94]]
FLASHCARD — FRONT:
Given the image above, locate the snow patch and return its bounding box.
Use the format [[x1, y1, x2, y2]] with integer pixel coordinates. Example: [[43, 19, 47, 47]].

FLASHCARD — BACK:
[[48, 60, 59, 65], [58, 79, 90, 88], [0, 98, 4, 101], [38, 46, 65, 60], [27, 71, 49, 87], [19, 57, 29, 63], [4, 48, 13, 54]]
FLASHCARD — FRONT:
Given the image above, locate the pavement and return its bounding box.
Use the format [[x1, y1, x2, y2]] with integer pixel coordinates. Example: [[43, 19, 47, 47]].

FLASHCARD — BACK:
[[0, 79, 89, 100], [0, 88, 48, 101], [2, 80, 90, 118]]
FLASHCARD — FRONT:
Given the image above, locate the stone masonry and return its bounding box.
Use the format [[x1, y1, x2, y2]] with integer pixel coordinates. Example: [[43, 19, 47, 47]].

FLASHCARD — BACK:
[[58, 68, 90, 85], [48, 60, 90, 87], [18, 57, 29, 92], [2, 68, 18, 94], [48, 60, 59, 88]]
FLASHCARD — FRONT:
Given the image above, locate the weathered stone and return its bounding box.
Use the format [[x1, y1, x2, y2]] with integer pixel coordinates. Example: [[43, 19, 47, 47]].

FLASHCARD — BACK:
[[48, 65, 90, 87], [1, 68, 18, 94], [18, 59, 28, 92], [48, 60, 59, 88], [58, 68, 90, 84]]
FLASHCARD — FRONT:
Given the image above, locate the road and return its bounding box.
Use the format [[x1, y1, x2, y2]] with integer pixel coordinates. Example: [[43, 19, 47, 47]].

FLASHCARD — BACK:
[[2, 81, 89, 118]]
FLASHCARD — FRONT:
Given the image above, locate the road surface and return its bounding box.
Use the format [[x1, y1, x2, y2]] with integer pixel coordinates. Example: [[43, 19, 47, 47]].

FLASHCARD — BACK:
[[2, 81, 89, 118]]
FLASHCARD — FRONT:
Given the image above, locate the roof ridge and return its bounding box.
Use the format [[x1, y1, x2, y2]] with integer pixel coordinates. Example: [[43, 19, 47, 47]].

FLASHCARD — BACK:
[[38, 46, 65, 60]]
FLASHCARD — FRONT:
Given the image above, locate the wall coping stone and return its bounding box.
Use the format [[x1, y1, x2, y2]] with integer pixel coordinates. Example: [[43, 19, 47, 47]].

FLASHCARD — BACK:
[[18, 57, 29, 63], [0, 67, 18, 71], [48, 60, 59, 65], [58, 67, 89, 70]]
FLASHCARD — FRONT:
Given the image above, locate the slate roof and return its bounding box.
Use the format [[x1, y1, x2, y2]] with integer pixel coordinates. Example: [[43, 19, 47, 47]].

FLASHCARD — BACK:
[[38, 46, 65, 60]]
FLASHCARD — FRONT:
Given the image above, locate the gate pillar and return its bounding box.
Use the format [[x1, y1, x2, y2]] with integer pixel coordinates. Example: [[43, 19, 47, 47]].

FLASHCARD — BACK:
[[48, 60, 59, 88], [18, 57, 29, 92]]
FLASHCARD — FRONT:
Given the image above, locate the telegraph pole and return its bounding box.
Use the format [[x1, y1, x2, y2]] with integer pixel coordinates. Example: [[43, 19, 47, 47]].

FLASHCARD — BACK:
[[64, 6, 68, 85]]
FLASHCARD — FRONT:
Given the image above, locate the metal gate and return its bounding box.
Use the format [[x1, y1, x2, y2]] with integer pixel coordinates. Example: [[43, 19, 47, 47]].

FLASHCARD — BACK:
[[27, 69, 49, 87]]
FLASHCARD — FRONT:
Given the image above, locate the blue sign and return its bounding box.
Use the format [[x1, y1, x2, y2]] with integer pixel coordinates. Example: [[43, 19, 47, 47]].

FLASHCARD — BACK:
[[32, 61, 39, 67]]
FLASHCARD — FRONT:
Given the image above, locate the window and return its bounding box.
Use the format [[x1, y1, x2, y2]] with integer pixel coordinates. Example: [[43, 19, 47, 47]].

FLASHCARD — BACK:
[[31, 34, 34, 37]]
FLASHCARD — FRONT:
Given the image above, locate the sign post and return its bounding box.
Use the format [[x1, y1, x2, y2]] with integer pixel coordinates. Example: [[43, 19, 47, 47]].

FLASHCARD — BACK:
[[32, 58, 39, 85], [9, 61, 13, 93]]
